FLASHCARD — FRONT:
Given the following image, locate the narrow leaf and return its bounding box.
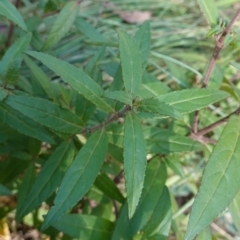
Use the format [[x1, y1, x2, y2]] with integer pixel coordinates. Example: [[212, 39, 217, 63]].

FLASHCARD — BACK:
[[139, 72, 170, 99], [0, 102, 55, 144], [124, 113, 147, 218], [4, 94, 83, 134], [94, 173, 125, 203], [195, 227, 212, 240], [0, 0, 28, 31], [41, 130, 108, 230], [26, 51, 114, 112], [16, 141, 75, 221], [0, 34, 31, 77], [134, 20, 151, 70], [229, 190, 240, 231], [52, 214, 114, 240], [0, 184, 12, 196], [0, 88, 8, 101], [118, 30, 142, 98], [104, 91, 132, 105], [196, 0, 219, 26], [136, 98, 181, 119], [185, 115, 240, 240], [158, 89, 229, 114], [42, 1, 79, 50], [16, 164, 36, 217]]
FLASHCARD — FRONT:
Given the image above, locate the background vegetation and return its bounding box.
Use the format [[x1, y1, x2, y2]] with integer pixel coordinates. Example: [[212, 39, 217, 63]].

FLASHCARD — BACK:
[[1, 0, 240, 239]]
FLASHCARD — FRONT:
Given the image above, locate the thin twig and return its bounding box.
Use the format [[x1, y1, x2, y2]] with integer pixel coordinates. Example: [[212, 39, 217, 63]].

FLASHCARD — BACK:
[[192, 7, 240, 135], [81, 105, 131, 135], [112, 200, 119, 219]]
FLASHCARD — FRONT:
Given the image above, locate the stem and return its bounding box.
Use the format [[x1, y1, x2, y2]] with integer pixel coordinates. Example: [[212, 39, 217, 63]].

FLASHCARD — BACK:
[[192, 7, 240, 134], [81, 105, 132, 135]]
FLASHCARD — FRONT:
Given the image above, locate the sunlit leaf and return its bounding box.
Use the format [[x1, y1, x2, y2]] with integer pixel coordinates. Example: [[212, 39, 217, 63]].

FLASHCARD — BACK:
[[185, 115, 240, 240]]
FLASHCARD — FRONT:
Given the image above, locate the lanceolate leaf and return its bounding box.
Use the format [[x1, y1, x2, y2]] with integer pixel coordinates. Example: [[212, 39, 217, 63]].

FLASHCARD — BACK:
[[52, 214, 114, 240], [158, 89, 229, 114], [118, 31, 142, 98], [4, 94, 83, 134], [42, 1, 79, 50], [16, 141, 75, 221], [196, 0, 219, 26], [94, 173, 125, 203], [41, 129, 108, 230], [16, 164, 36, 218], [142, 186, 172, 240], [124, 113, 147, 218], [134, 20, 151, 70], [0, 0, 28, 31], [0, 34, 31, 77], [185, 115, 240, 240], [136, 98, 181, 119], [0, 184, 12, 196], [26, 51, 114, 112], [0, 88, 8, 101], [104, 91, 132, 105], [0, 102, 55, 144]]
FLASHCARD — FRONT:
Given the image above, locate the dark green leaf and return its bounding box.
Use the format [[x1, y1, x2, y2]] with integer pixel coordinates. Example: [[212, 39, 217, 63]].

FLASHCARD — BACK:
[[118, 31, 142, 98], [94, 173, 125, 203], [136, 98, 181, 119], [26, 51, 114, 112], [0, 0, 28, 31], [41, 129, 108, 230], [52, 214, 114, 240], [0, 34, 31, 77], [0, 102, 55, 144], [134, 20, 151, 70], [42, 1, 79, 50], [158, 89, 229, 114], [185, 115, 240, 240], [16, 141, 75, 221], [4, 94, 83, 134], [124, 113, 147, 218]]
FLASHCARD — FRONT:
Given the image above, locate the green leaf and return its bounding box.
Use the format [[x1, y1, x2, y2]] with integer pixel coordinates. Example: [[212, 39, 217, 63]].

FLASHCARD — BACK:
[[138, 72, 170, 99], [42, 1, 79, 50], [52, 214, 114, 240], [0, 0, 28, 31], [104, 91, 132, 105], [135, 98, 181, 119], [0, 88, 8, 101], [94, 173, 125, 203], [195, 226, 212, 240], [185, 115, 240, 240], [229, 190, 240, 231], [112, 158, 167, 239], [124, 113, 147, 218], [75, 17, 106, 42], [142, 186, 172, 240], [144, 126, 203, 154], [0, 184, 12, 196], [196, 0, 219, 26], [118, 30, 142, 98], [26, 51, 114, 112], [0, 102, 55, 144], [134, 20, 151, 70], [4, 94, 83, 134], [41, 129, 108, 230], [16, 141, 75, 221], [16, 164, 36, 217], [158, 89, 229, 114], [23, 55, 56, 100], [0, 34, 31, 77]]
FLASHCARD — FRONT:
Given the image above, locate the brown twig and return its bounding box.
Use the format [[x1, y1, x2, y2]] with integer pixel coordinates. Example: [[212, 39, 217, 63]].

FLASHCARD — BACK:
[[81, 105, 132, 135], [192, 7, 240, 135]]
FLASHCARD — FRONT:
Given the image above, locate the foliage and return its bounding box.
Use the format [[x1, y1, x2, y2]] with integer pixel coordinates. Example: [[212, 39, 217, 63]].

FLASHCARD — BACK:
[[1, 0, 240, 239]]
